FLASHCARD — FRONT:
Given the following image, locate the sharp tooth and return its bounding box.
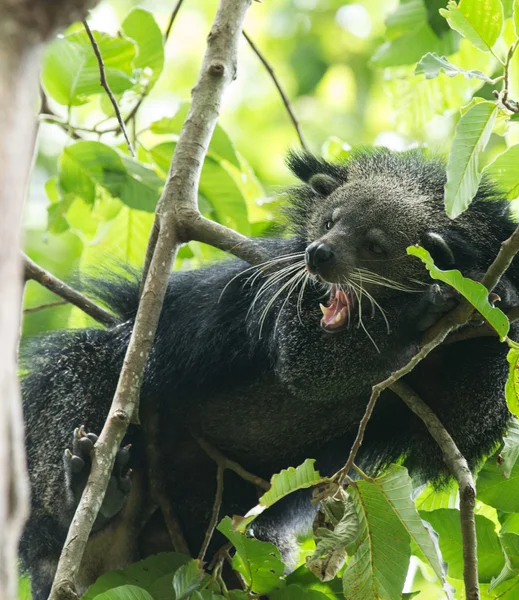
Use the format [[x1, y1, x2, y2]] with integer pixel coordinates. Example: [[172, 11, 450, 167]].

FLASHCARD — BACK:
[[335, 313, 343, 324], [319, 303, 328, 316]]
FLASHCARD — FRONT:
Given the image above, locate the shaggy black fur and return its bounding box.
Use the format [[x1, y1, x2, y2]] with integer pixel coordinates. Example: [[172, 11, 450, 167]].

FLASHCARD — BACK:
[[20, 149, 519, 599]]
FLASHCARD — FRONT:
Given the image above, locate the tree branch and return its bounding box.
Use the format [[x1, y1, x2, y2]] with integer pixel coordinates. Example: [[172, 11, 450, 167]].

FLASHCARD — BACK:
[[165, 0, 186, 41], [243, 30, 309, 152], [23, 254, 119, 328], [391, 380, 479, 600], [193, 434, 270, 491], [48, 2, 253, 597], [82, 19, 135, 157]]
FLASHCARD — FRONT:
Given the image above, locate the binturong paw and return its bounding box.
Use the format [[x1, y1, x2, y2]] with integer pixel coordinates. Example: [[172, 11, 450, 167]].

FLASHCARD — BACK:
[[413, 283, 459, 332], [63, 425, 132, 525]]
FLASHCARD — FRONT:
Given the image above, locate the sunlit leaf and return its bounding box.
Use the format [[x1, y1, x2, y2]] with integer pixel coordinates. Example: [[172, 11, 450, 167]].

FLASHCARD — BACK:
[[41, 30, 135, 106], [421, 509, 505, 582], [342, 473, 410, 600], [514, 0, 519, 36], [440, 0, 503, 53], [415, 481, 459, 511], [477, 446, 519, 512], [122, 8, 164, 90], [60, 142, 161, 213], [507, 351, 519, 419], [217, 517, 285, 595], [415, 52, 493, 81], [93, 585, 154, 600], [407, 246, 509, 339], [484, 145, 519, 200], [444, 100, 498, 217]]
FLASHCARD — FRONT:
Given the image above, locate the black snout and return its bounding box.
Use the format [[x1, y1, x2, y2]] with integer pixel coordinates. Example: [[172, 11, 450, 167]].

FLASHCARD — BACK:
[[305, 242, 336, 271]]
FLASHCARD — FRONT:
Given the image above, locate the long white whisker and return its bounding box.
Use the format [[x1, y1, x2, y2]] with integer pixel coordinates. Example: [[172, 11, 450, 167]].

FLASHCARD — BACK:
[[274, 270, 307, 335], [258, 269, 305, 338]]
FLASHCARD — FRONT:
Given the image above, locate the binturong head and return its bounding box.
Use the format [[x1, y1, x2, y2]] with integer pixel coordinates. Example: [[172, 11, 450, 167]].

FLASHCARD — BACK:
[[284, 148, 515, 333]]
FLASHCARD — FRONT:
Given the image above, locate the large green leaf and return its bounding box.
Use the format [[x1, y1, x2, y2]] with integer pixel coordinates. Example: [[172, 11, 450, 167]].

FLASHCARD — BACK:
[[270, 585, 332, 600], [93, 585, 154, 600], [415, 481, 459, 511], [407, 246, 509, 339], [443, 100, 498, 218], [149, 143, 249, 233], [477, 423, 519, 510], [342, 474, 411, 600], [83, 553, 191, 600], [217, 517, 285, 595], [440, 0, 503, 53], [507, 350, 519, 419], [420, 509, 505, 582], [41, 30, 135, 106], [236, 459, 323, 531], [286, 566, 342, 599], [415, 52, 493, 82], [60, 141, 161, 213], [122, 8, 164, 90], [149, 104, 241, 168], [171, 560, 203, 600], [484, 145, 519, 200]]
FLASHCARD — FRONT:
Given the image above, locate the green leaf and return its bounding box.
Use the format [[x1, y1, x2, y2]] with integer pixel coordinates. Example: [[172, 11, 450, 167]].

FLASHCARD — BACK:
[[484, 145, 519, 200], [82, 553, 191, 600], [93, 585, 154, 600], [514, 0, 519, 36], [440, 0, 503, 53], [507, 350, 519, 418], [490, 532, 519, 589], [286, 566, 343, 599], [217, 517, 285, 595], [235, 460, 323, 531], [191, 592, 226, 600], [122, 8, 164, 90], [149, 105, 240, 168], [60, 142, 161, 213], [420, 509, 505, 582], [342, 474, 411, 600], [414, 481, 459, 511], [41, 30, 135, 106], [372, 0, 458, 67], [407, 246, 509, 339], [477, 449, 519, 512], [149, 143, 249, 233], [171, 560, 203, 600], [415, 52, 493, 81], [444, 100, 498, 218], [270, 585, 332, 600]]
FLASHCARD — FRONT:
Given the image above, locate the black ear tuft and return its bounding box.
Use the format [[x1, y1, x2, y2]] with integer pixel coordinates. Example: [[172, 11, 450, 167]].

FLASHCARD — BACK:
[[286, 150, 348, 187], [421, 231, 456, 268], [308, 174, 340, 196]]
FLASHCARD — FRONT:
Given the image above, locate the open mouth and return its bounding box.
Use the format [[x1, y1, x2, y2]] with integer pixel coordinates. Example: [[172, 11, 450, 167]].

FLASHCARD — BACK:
[[319, 285, 355, 333]]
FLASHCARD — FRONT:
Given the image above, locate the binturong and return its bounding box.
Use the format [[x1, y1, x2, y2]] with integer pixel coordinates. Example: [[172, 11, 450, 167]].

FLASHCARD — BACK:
[[20, 148, 519, 599]]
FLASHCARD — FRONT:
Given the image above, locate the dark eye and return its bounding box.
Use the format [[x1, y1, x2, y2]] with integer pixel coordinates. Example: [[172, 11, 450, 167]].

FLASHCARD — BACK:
[[368, 241, 384, 255], [324, 220, 333, 231]]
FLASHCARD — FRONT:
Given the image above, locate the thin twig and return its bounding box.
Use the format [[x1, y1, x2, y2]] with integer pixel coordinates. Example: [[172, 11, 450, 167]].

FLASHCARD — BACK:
[[243, 31, 309, 152], [198, 465, 224, 562], [193, 434, 270, 491], [391, 380, 479, 600], [82, 19, 135, 157], [165, 0, 186, 41], [24, 300, 68, 314], [23, 254, 119, 328]]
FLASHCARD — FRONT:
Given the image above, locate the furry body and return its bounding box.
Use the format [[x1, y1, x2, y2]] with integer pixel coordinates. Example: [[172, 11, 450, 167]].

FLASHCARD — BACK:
[[20, 149, 519, 599]]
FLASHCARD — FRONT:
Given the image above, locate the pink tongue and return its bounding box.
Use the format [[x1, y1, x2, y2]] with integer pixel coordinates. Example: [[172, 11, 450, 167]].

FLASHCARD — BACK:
[[320, 289, 349, 329]]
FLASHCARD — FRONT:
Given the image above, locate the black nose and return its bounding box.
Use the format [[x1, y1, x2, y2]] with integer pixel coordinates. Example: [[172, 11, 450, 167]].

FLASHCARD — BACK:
[[305, 242, 335, 270]]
